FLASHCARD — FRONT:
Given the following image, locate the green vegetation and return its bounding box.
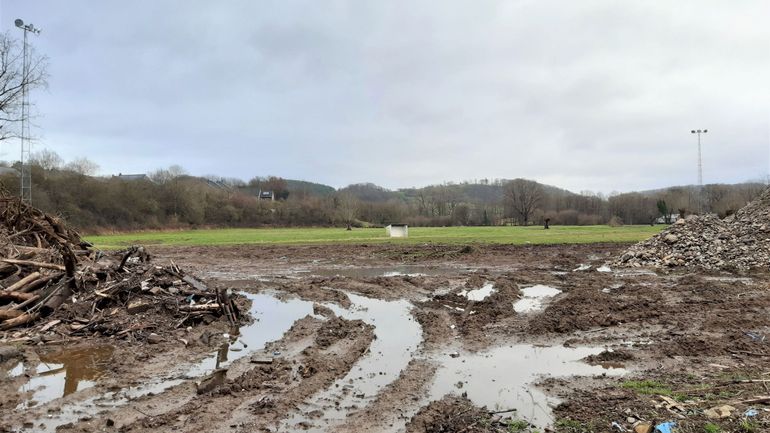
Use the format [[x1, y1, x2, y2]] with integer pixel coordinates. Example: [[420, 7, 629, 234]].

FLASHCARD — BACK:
[[703, 423, 721, 433], [621, 380, 673, 396], [507, 419, 530, 432], [86, 225, 662, 249], [739, 419, 756, 433], [554, 419, 592, 433]]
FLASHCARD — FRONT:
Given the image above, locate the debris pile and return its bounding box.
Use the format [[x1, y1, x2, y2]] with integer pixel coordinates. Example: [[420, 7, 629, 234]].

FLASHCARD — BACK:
[[0, 194, 239, 340], [614, 187, 770, 270]]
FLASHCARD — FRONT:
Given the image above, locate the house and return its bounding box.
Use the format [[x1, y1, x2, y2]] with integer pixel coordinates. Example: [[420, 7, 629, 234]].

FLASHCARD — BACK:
[[385, 224, 408, 238], [259, 190, 275, 201], [114, 173, 152, 182], [655, 213, 681, 224]]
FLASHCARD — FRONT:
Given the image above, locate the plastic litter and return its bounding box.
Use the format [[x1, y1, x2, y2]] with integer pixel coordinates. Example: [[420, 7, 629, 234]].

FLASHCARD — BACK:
[[654, 422, 676, 433], [745, 408, 759, 417], [611, 421, 627, 431]]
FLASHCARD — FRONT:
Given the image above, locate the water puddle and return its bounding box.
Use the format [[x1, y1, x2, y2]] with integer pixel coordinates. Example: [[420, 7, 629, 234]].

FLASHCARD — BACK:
[[281, 293, 422, 432], [426, 345, 626, 427], [305, 265, 450, 279], [514, 285, 562, 313], [459, 283, 495, 301], [16, 346, 114, 410], [14, 292, 315, 432]]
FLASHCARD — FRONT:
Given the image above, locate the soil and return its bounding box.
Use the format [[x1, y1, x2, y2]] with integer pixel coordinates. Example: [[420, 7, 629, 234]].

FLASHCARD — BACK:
[[2, 242, 770, 432]]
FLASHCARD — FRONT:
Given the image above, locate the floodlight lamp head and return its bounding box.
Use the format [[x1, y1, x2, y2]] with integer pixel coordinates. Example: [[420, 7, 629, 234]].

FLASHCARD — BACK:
[[691, 130, 696, 133], [14, 19, 23, 28], [703, 129, 708, 133]]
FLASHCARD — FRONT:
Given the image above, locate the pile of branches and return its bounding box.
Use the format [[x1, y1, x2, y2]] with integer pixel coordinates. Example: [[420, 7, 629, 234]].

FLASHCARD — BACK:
[[0, 194, 239, 339]]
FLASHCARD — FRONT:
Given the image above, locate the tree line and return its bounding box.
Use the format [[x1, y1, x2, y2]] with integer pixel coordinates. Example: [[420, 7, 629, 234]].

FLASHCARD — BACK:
[[0, 152, 765, 233]]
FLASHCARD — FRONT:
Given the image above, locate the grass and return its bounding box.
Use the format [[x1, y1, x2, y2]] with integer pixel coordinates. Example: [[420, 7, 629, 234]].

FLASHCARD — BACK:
[[85, 225, 663, 249], [621, 379, 674, 395]]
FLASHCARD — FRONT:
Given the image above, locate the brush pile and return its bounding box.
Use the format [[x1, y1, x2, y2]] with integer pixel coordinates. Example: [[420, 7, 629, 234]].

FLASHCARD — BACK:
[[0, 194, 239, 340], [614, 187, 770, 270]]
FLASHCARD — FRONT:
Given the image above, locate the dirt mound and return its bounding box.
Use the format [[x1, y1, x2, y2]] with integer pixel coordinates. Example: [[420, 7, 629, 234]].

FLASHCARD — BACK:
[[0, 194, 240, 339], [614, 187, 770, 270]]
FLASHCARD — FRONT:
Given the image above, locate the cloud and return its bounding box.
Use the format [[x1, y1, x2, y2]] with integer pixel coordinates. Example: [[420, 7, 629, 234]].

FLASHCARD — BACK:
[[1, 0, 768, 193]]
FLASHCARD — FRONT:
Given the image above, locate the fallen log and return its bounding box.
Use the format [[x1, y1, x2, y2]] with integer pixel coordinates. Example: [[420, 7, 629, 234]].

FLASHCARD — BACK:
[[0, 310, 23, 321], [0, 291, 36, 303], [0, 312, 40, 330], [179, 303, 222, 312], [3, 271, 41, 293], [0, 258, 65, 271]]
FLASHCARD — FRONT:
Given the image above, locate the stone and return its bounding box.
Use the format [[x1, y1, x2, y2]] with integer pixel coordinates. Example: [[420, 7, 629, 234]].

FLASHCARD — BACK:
[[127, 300, 152, 314], [704, 404, 735, 419], [664, 234, 679, 244], [633, 423, 653, 433], [0, 346, 21, 362], [147, 333, 163, 344]]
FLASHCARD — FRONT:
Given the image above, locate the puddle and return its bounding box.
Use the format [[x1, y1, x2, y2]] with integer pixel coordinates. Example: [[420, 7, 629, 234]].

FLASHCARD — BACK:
[[281, 293, 422, 432], [305, 265, 450, 279], [16, 346, 114, 410], [514, 285, 562, 313], [459, 283, 495, 301], [14, 292, 315, 432], [426, 345, 626, 427]]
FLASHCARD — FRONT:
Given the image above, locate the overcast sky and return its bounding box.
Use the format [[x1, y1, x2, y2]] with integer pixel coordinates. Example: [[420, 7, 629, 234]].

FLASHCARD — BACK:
[[0, 1, 768, 193]]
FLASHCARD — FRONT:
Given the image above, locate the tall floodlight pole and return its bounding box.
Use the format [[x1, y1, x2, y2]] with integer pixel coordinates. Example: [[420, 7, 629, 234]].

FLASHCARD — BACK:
[[691, 129, 707, 213], [15, 18, 41, 204]]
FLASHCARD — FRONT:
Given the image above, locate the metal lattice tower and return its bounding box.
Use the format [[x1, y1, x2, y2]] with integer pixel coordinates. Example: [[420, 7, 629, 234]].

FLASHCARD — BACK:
[[691, 128, 707, 213], [15, 19, 41, 204]]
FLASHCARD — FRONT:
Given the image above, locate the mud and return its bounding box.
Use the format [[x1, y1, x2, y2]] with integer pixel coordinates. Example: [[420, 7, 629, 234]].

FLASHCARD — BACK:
[[2, 242, 769, 432]]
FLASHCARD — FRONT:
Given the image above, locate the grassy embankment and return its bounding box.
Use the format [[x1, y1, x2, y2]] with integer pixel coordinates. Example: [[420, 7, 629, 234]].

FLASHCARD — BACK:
[[87, 225, 663, 249]]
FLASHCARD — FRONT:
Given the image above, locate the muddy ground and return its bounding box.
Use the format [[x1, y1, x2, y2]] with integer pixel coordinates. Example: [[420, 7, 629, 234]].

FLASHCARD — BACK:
[[2, 243, 769, 432]]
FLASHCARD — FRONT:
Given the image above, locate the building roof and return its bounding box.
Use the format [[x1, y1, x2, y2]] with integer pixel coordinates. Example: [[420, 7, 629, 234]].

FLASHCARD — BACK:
[[114, 173, 150, 181]]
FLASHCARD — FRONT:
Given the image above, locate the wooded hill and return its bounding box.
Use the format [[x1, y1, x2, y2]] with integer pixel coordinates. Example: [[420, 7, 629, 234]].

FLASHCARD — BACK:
[[0, 162, 765, 232]]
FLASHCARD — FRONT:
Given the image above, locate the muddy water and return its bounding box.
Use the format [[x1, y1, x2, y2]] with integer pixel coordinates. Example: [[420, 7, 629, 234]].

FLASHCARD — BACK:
[[16, 346, 114, 409], [426, 345, 625, 427], [281, 293, 423, 431], [12, 292, 315, 433], [514, 285, 562, 313], [459, 283, 496, 301]]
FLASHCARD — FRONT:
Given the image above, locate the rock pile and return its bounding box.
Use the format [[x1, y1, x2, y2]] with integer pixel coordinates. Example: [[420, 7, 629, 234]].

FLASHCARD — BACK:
[[614, 187, 770, 270]]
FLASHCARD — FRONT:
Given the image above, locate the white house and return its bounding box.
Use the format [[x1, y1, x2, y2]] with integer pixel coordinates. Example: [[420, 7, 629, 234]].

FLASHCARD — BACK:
[[386, 224, 408, 238]]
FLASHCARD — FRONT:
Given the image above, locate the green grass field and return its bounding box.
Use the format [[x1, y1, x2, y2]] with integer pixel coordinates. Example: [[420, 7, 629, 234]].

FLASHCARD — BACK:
[[86, 225, 663, 249]]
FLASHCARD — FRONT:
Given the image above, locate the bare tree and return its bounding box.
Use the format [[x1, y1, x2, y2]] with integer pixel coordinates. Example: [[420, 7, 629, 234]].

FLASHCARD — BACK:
[[29, 148, 62, 170], [64, 157, 99, 175], [0, 33, 48, 140], [335, 192, 358, 230], [503, 178, 543, 225]]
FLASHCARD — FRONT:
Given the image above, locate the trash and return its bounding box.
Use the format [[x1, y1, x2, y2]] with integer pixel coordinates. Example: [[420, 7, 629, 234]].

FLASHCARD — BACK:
[[704, 404, 735, 419], [745, 332, 766, 342], [744, 408, 759, 417], [633, 423, 653, 433], [597, 265, 612, 272], [654, 421, 676, 433], [250, 356, 274, 364], [449, 351, 460, 358], [611, 421, 627, 431]]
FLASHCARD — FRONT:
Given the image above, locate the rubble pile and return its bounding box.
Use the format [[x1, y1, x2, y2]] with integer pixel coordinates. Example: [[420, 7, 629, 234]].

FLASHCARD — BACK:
[[615, 187, 770, 270], [0, 193, 239, 340]]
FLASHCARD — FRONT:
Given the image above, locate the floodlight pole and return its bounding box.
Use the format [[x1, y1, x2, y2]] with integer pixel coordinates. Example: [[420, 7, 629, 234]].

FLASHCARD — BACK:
[[691, 128, 707, 213], [15, 18, 41, 204]]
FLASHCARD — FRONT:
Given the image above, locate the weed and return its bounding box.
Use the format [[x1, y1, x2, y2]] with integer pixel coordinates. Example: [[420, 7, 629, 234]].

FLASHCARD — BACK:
[[703, 423, 721, 433], [621, 380, 672, 395], [507, 419, 529, 432]]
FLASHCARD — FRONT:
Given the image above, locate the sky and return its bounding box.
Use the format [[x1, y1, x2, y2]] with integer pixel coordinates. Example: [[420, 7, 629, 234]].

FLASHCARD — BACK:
[[0, 1, 768, 193]]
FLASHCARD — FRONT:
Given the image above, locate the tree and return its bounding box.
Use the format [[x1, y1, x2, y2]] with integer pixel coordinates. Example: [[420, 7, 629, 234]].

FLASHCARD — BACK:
[[64, 157, 99, 175], [503, 178, 543, 225], [0, 33, 47, 141], [29, 148, 62, 170], [335, 192, 358, 230], [656, 199, 668, 223]]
